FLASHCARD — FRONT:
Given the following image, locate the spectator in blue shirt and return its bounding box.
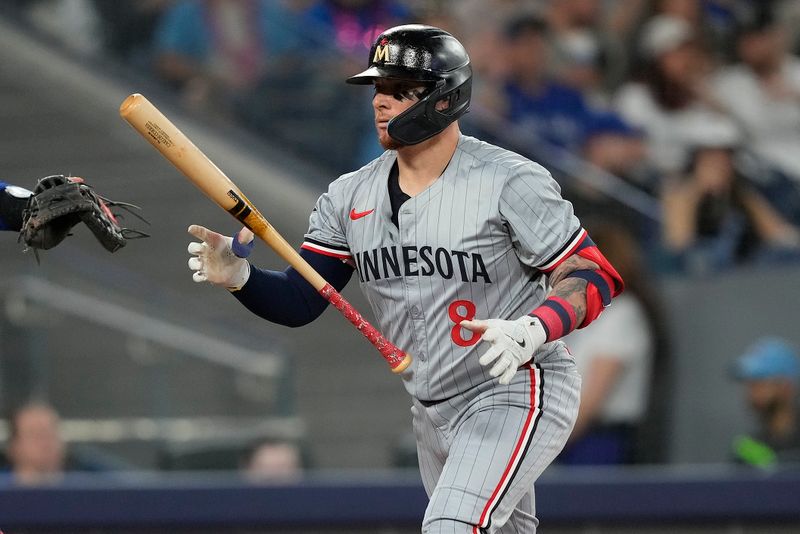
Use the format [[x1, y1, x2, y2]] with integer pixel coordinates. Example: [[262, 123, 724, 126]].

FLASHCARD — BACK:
[[500, 15, 646, 179]]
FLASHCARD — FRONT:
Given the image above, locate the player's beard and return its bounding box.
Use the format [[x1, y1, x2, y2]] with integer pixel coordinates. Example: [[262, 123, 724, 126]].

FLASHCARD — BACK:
[[377, 124, 406, 150]]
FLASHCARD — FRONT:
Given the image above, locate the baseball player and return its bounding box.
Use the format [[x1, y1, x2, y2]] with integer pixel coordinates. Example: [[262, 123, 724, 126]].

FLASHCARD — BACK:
[[1, 175, 146, 253], [188, 25, 623, 533]]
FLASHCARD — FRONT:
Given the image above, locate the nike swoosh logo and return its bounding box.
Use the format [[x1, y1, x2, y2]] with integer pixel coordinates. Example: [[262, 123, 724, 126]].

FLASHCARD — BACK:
[[349, 208, 375, 220], [516, 338, 526, 348]]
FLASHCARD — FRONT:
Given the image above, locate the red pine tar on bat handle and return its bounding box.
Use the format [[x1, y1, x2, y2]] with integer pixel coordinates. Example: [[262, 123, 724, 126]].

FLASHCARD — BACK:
[[320, 284, 411, 372]]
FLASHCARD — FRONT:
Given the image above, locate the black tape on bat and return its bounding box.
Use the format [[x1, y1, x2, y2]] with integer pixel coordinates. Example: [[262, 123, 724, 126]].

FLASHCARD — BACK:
[[226, 190, 251, 222]]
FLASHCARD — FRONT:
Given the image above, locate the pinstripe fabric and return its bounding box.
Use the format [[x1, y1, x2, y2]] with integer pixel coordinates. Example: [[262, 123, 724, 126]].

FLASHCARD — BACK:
[[304, 135, 581, 401], [416, 361, 580, 533], [304, 134, 583, 531]]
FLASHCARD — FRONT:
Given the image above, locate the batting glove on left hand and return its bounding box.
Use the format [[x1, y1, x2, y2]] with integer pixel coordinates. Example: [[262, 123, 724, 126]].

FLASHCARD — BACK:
[[187, 224, 254, 290], [460, 316, 547, 385]]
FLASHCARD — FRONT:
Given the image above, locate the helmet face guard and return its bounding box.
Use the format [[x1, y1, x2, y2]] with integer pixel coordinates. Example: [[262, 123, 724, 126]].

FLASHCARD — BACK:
[[347, 24, 472, 145]]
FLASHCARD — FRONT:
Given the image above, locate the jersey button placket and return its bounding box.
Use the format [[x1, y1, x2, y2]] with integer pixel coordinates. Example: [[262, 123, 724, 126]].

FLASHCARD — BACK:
[[400, 205, 428, 386]]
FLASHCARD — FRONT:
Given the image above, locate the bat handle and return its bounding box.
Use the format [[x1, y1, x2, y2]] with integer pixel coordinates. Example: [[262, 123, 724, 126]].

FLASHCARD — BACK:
[[319, 284, 412, 373]]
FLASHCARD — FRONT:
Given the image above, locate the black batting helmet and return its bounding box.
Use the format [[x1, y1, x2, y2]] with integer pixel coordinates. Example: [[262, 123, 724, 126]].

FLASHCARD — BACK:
[[347, 24, 472, 145]]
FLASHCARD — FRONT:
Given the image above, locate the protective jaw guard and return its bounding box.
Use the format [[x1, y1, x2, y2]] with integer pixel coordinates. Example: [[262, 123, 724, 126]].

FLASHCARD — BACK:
[[386, 76, 472, 145]]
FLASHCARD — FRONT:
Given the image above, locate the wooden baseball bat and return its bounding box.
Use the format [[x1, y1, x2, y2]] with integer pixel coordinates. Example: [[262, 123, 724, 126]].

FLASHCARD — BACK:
[[119, 93, 411, 373]]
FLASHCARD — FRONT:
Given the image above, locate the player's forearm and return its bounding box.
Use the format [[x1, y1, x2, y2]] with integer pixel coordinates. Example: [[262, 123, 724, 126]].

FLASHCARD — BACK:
[[233, 266, 324, 327], [233, 249, 353, 327], [528, 255, 594, 341], [532, 270, 619, 342], [545, 253, 598, 327], [548, 277, 589, 327], [531, 238, 623, 341]]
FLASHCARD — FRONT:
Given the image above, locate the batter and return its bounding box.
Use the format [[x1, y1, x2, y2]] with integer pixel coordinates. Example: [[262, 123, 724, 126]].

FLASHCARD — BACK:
[[187, 24, 624, 533]]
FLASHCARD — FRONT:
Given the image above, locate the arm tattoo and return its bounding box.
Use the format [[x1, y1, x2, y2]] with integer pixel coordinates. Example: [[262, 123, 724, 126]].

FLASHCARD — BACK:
[[549, 276, 588, 326], [548, 255, 599, 287]]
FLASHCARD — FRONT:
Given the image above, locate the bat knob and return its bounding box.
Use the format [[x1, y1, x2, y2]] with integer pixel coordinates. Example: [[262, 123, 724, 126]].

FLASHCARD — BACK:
[[390, 353, 412, 374]]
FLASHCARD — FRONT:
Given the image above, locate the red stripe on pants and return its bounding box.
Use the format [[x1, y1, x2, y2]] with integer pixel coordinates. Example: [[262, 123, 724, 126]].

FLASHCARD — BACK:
[[473, 366, 539, 532]]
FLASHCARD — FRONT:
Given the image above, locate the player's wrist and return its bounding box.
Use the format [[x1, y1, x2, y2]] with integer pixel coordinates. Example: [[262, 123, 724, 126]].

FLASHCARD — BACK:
[[529, 296, 577, 342], [515, 315, 547, 354], [226, 259, 251, 292]]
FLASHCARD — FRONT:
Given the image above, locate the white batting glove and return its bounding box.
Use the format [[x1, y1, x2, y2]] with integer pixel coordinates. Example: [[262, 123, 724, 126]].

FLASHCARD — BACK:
[[460, 316, 547, 385], [187, 224, 253, 290]]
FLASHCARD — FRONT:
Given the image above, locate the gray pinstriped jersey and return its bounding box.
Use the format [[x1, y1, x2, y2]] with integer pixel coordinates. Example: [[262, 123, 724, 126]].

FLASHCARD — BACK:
[[303, 134, 581, 401]]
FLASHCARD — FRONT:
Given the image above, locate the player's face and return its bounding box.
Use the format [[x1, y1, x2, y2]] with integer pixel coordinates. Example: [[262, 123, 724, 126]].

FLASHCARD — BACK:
[[372, 79, 428, 149]]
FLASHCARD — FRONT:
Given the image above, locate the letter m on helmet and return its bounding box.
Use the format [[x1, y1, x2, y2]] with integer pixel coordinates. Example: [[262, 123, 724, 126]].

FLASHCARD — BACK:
[[373, 39, 390, 63]]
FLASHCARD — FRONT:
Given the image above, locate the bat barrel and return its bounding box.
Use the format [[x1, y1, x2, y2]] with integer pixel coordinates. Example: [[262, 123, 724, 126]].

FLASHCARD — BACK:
[[120, 94, 241, 215]]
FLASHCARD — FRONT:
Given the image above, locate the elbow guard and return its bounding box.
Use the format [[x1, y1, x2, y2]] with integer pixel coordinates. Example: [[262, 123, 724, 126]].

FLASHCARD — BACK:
[[536, 228, 625, 333], [566, 268, 619, 327], [569, 238, 624, 327]]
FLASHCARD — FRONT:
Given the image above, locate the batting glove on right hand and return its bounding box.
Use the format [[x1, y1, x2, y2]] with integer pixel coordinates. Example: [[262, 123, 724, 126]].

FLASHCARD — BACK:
[[187, 224, 254, 290], [460, 316, 547, 385]]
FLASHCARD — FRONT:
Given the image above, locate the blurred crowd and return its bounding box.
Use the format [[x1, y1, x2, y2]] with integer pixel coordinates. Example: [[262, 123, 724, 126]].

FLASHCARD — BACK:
[[0, 402, 305, 484], [7, 0, 800, 276]]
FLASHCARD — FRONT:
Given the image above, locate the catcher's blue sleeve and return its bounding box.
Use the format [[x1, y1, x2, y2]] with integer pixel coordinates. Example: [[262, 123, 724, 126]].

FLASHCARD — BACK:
[[0, 181, 30, 232], [232, 248, 354, 327], [0, 181, 10, 230]]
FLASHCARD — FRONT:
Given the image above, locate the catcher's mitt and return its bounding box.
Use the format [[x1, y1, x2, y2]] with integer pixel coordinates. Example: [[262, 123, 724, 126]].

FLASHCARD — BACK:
[[20, 175, 148, 253]]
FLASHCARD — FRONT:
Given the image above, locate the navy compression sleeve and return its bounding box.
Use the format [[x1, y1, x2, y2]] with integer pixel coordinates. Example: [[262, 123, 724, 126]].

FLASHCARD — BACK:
[[0, 181, 28, 231], [232, 248, 354, 327]]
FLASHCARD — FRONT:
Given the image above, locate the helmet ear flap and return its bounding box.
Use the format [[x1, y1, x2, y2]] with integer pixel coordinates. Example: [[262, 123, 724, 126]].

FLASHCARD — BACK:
[[438, 82, 471, 118]]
